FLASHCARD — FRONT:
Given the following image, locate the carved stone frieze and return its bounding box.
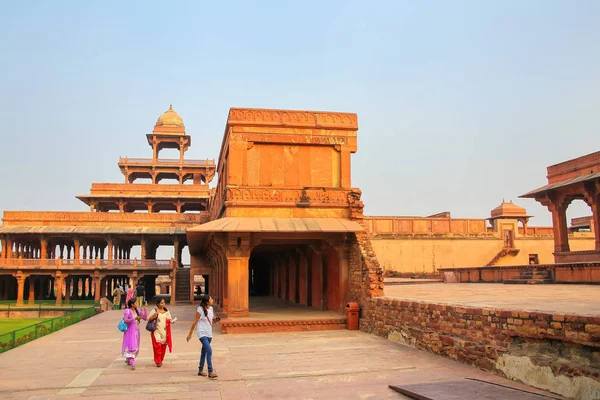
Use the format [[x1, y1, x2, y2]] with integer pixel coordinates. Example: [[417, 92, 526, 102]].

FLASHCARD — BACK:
[[227, 108, 358, 130], [225, 188, 349, 204]]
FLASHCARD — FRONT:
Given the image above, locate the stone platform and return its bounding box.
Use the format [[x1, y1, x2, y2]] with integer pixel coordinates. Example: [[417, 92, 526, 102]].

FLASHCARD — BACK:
[[0, 304, 560, 399], [439, 263, 600, 284], [220, 297, 347, 334], [377, 282, 600, 398], [384, 283, 600, 316]]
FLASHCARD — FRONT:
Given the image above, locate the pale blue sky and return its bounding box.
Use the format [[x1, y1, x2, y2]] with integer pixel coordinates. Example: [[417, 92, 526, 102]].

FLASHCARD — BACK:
[[0, 1, 598, 226]]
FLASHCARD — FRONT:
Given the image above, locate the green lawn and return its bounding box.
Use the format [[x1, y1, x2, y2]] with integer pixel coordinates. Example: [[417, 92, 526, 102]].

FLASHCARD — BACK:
[[0, 318, 47, 335]]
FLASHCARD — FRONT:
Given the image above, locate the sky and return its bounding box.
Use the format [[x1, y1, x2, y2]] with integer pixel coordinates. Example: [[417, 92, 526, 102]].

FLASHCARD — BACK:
[[0, 0, 599, 228]]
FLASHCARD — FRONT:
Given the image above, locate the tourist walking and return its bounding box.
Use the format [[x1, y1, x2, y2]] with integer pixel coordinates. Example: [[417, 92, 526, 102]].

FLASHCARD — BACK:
[[125, 285, 135, 305], [112, 286, 123, 310], [147, 298, 176, 367], [122, 298, 147, 370], [186, 295, 219, 378], [135, 281, 145, 308]]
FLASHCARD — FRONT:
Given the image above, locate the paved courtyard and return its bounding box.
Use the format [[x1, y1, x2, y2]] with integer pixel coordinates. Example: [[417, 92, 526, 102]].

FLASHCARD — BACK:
[[0, 305, 559, 399], [384, 283, 600, 316]]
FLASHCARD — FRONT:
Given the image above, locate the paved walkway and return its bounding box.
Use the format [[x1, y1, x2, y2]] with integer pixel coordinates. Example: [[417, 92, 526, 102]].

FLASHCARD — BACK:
[[0, 305, 559, 399], [384, 283, 600, 316]]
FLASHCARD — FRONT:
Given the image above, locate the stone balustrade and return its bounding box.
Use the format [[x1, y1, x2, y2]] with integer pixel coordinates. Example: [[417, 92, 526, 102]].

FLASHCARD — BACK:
[[0, 258, 175, 270]]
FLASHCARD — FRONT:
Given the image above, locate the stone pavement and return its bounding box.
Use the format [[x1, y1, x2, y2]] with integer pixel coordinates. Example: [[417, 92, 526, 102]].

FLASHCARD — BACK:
[[0, 305, 559, 400], [384, 283, 600, 316]]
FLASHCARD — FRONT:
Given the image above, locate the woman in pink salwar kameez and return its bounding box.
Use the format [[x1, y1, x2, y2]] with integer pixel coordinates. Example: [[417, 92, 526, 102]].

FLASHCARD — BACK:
[[122, 298, 147, 370]]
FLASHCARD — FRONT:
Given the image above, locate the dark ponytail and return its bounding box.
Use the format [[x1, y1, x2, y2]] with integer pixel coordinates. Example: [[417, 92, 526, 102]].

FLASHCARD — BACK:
[[199, 295, 210, 317]]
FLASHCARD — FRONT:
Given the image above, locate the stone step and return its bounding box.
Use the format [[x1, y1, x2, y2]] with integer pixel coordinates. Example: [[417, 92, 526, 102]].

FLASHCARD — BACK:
[[503, 279, 553, 285]]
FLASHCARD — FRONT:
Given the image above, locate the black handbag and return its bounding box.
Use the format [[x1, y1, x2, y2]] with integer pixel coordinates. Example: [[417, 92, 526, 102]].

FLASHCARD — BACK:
[[146, 309, 158, 332]]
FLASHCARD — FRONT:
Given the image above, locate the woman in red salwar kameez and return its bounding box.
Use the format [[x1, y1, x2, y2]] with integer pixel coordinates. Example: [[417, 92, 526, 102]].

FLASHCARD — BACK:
[[147, 298, 175, 367]]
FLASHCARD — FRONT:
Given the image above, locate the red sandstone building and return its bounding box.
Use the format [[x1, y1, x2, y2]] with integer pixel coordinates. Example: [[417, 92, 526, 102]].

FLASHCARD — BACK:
[[0, 106, 384, 319], [1, 106, 598, 317], [0, 106, 215, 306]]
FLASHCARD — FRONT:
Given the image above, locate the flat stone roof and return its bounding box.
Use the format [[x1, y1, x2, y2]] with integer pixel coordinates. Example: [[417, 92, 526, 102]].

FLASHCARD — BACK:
[[0, 226, 186, 235]]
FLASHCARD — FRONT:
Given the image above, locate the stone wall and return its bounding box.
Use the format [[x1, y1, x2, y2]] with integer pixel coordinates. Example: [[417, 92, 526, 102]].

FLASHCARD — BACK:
[[370, 236, 596, 274], [349, 230, 384, 310], [361, 297, 600, 399], [347, 189, 384, 309]]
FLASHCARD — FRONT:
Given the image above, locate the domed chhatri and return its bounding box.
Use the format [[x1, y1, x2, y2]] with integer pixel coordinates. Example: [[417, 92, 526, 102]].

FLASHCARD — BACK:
[[156, 105, 185, 128], [490, 201, 529, 219]]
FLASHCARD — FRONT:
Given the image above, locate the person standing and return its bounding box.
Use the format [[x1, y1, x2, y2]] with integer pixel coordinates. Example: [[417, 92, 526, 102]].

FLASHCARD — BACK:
[[147, 298, 176, 367], [122, 298, 147, 370], [135, 281, 145, 308], [125, 284, 135, 305], [112, 286, 123, 310], [186, 295, 219, 378]]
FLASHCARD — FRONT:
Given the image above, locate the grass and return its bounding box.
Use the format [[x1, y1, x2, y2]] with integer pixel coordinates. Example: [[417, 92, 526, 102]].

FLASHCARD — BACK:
[[0, 318, 47, 335]]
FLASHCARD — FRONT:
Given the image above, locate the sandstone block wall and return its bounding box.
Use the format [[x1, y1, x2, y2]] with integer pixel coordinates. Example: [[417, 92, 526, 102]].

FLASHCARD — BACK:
[[361, 298, 600, 399]]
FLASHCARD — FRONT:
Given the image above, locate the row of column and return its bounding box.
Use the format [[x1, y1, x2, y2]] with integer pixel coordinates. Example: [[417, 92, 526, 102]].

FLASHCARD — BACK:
[[91, 199, 195, 213], [0, 237, 185, 266], [0, 273, 161, 306], [204, 235, 350, 318], [269, 245, 348, 313]]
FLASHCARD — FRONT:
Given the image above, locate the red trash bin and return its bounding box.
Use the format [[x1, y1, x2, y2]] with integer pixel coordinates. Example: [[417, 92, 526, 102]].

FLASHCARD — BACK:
[[345, 302, 360, 330]]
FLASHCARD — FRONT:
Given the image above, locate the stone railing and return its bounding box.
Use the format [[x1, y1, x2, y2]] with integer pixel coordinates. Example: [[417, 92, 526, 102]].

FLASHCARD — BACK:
[[1, 211, 206, 226], [0, 258, 175, 269], [363, 216, 490, 236], [118, 157, 215, 166], [88, 183, 211, 195]]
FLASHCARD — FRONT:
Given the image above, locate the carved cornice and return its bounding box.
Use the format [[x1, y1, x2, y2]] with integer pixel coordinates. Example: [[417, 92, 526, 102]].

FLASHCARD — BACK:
[[228, 108, 358, 130]]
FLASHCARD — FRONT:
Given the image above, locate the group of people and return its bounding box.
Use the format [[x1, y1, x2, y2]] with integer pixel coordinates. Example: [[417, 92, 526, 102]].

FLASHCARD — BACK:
[[112, 281, 146, 310], [120, 293, 219, 378]]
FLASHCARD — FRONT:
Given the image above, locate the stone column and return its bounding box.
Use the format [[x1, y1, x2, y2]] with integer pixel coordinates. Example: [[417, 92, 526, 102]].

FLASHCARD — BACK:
[[226, 254, 250, 317], [1, 238, 6, 259], [336, 242, 350, 312], [15, 272, 28, 306], [65, 278, 71, 303], [141, 239, 147, 259], [93, 274, 105, 301], [273, 259, 279, 299], [107, 238, 113, 260], [74, 240, 80, 265], [550, 204, 570, 253], [6, 239, 13, 259], [592, 195, 600, 251], [173, 239, 180, 267], [221, 233, 255, 318], [54, 273, 67, 307], [28, 277, 35, 304], [179, 139, 185, 163]]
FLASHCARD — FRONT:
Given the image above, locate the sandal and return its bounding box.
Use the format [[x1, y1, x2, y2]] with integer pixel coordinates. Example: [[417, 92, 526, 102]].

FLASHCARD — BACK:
[[198, 370, 207, 376], [208, 371, 218, 379], [130, 366, 135, 371]]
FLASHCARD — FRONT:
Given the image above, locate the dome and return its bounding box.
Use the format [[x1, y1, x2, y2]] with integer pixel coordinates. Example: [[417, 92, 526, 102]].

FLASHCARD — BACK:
[[490, 201, 529, 219], [155, 105, 184, 128]]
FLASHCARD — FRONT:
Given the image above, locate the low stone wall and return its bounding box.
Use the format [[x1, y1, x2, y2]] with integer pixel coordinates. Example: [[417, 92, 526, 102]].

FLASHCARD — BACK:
[[361, 297, 600, 399], [0, 310, 70, 318]]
